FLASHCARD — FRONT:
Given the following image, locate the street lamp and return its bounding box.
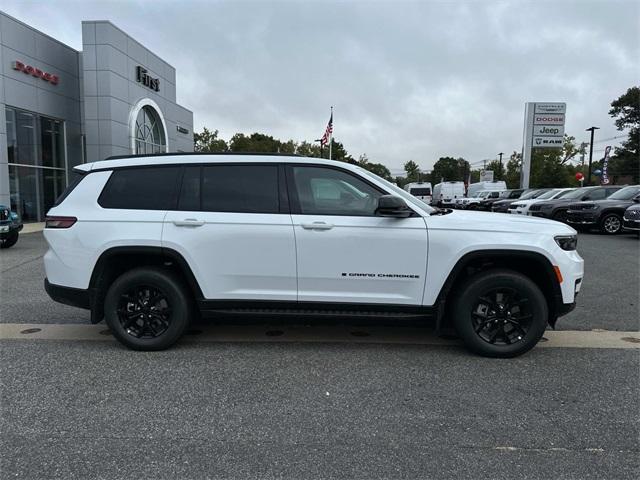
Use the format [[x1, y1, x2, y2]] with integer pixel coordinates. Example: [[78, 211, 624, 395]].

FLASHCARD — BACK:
[[585, 127, 600, 186]]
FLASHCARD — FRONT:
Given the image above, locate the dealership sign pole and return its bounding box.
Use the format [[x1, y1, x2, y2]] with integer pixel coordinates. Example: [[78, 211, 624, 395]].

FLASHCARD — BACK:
[[520, 102, 566, 188]]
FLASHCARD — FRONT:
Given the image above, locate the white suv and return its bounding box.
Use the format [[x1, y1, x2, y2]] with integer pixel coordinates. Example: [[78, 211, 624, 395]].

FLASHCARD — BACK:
[[43, 154, 584, 357]]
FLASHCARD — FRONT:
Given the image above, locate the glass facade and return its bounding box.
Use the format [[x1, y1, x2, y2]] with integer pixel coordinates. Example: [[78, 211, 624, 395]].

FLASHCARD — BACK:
[[135, 106, 166, 154], [5, 106, 67, 222]]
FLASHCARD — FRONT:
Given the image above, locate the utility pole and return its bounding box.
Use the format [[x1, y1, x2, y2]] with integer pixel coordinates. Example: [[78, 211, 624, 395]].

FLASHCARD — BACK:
[[585, 127, 599, 186]]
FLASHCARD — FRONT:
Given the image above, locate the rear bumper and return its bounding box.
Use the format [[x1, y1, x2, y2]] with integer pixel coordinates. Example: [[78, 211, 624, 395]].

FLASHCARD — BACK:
[[44, 278, 91, 310]]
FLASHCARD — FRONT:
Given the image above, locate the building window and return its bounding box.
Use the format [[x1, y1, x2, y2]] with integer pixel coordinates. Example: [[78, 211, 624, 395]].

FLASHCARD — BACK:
[[135, 106, 166, 154], [5, 106, 67, 222]]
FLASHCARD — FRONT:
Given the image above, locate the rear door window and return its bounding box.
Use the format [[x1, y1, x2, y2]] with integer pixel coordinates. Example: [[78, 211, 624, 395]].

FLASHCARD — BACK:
[[98, 166, 181, 210], [201, 165, 279, 213]]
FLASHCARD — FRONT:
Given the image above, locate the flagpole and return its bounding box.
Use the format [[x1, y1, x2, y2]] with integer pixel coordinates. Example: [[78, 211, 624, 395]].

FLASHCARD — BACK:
[[328, 106, 333, 160]]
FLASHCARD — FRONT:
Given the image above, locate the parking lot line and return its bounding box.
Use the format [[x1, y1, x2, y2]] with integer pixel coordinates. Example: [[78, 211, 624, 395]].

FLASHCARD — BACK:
[[1, 323, 638, 349]]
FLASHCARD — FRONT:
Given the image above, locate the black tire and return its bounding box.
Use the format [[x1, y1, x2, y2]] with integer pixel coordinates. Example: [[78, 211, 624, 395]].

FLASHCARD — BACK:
[[104, 267, 192, 351], [451, 269, 548, 358], [0, 231, 19, 249], [599, 213, 622, 235], [552, 210, 568, 223]]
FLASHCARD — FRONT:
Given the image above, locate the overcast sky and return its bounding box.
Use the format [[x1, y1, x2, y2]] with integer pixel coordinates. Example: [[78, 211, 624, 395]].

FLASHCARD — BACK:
[[3, 0, 638, 173]]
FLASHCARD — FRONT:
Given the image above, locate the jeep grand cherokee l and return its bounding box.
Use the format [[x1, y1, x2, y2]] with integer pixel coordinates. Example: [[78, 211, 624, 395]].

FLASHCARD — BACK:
[[43, 154, 584, 357], [528, 186, 622, 222], [567, 185, 640, 234]]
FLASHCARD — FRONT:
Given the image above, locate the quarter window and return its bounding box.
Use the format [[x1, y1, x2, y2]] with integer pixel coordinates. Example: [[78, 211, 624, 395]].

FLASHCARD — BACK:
[[291, 166, 382, 216], [99, 167, 180, 210]]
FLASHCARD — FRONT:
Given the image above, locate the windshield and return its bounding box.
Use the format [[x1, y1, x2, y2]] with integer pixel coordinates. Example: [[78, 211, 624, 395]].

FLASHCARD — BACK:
[[536, 189, 561, 200], [518, 189, 541, 200], [357, 167, 435, 212], [410, 188, 431, 196], [477, 191, 490, 198], [563, 188, 593, 199], [608, 185, 640, 200], [554, 189, 575, 199]]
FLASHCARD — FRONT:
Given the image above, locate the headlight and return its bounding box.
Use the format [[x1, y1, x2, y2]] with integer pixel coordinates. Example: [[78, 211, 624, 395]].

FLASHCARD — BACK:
[[555, 235, 577, 251]]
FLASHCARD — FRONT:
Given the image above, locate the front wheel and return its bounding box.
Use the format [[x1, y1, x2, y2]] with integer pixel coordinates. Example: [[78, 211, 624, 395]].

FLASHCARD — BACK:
[[451, 269, 548, 358], [104, 267, 192, 351], [599, 213, 622, 235], [0, 231, 19, 248], [552, 210, 568, 223]]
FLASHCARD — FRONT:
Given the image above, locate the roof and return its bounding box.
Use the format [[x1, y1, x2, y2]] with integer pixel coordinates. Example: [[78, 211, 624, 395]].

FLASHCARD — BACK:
[[75, 153, 357, 172]]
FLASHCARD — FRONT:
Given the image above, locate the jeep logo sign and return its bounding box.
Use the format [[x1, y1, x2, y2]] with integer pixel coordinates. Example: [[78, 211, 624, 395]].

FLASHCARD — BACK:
[[533, 125, 564, 137], [136, 66, 160, 92]]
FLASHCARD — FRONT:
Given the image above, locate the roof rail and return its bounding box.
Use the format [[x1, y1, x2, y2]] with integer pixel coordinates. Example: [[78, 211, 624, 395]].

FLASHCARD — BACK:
[[105, 151, 303, 160]]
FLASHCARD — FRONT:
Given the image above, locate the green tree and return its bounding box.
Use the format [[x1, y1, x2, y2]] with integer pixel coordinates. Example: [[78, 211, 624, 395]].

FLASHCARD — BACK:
[[505, 151, 521, 188], [403, 160, 421, 182], [357, 154, 392, 180], [431, 157, 469, 182], [608, 86, 640, 182], [295, 141, 321, 158], [485, 160, 505, 180], [194, 128, 228, 152]]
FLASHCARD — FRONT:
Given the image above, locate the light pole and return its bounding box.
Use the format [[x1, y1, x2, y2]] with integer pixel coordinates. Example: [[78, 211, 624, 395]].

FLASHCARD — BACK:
[[585, 127, 599, 186]]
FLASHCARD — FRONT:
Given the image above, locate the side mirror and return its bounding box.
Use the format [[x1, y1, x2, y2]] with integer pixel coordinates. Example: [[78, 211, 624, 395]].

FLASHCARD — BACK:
[[376, 195, 412, 218]]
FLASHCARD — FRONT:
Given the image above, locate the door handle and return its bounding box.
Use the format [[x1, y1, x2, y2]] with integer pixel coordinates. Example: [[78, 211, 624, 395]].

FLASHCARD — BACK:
[[173, 218, 205, 227], [301, 221, 334, 230]]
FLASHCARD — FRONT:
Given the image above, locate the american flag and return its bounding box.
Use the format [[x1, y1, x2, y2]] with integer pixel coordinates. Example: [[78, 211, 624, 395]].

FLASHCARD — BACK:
[[320, 111, 333, 146]]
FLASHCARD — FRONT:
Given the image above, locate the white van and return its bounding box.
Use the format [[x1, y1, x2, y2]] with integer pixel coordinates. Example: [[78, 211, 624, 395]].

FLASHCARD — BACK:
[[404, 182, 432, 204], [432, 181, 465, 207], [467, 181, 507, 198]]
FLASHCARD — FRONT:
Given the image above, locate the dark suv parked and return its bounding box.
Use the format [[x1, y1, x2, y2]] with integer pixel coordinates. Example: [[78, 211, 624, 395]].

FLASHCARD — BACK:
[[567, 185, 640, 234], [0, 204, 23, 248], [623, 202, 640, 233], [529, 186, 622, 223], [478, 189, 523, 211], [491, 189, 542, 213]]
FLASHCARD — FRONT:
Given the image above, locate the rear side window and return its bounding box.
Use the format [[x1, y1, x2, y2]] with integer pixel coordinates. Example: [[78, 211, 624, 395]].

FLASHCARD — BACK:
[[99, 167, 181, 210], [53, 171, 86, 206], [410, 188, 431, 196], [201, 165, 279, 213]]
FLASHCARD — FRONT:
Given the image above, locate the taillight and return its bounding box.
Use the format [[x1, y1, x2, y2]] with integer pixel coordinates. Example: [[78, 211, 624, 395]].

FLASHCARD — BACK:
[[45, 216, 77, 229]]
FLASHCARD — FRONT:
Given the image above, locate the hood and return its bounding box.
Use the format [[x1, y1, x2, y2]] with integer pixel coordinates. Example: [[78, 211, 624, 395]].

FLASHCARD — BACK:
[[432, 209, 576, 235], [492, 198, 518, 206]]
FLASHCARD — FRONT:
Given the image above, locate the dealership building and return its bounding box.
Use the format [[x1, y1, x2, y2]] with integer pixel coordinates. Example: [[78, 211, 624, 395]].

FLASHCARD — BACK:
[[0, 11, 194, 222]]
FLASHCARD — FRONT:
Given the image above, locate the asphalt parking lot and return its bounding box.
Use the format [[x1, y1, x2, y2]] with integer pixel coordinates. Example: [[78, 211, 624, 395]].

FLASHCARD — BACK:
[[1, 231, 639, 479]]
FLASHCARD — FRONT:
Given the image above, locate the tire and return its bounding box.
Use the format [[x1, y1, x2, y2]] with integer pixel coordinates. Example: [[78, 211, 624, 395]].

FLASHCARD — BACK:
[[451, 269, 548, 358], [599, 213, 622, 235], [104, 267, 192, 351], [0, 231, 19, 249], [552, 210, 568, 223]]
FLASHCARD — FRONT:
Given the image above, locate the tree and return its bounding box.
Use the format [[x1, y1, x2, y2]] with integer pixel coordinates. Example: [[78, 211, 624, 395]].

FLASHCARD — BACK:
[[608, 86, 640, 182], [403, 160, 421, 182], [431, 157, 469, 182], [357, 154, 392, 180], [505, 151, 521, 189], [485, 160, 505, 181], [295, 141, 321, 158], [194, 128, 228, 152]]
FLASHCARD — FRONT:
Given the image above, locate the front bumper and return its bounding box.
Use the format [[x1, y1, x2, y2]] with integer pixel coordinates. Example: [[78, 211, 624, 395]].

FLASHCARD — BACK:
[[623, 218, 640, 231], [0, 223, 22, 239], [566, 212, 598, 225]]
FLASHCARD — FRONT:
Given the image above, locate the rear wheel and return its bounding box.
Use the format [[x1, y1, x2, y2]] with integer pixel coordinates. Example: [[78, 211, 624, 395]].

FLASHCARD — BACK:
[[0, 231, 19, 248], [599, 213, 622, 235], [104, 267, 192, 350], [451, 269, 548, 358]]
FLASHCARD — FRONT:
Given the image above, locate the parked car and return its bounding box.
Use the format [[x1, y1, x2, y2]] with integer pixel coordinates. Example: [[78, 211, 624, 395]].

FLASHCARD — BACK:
[[506, 189, 552, 214], [510, 188, 575, 216], [43, 153, 583, 358], [566, 185, 640, 234], [0, 204, 23, 248], [467, 181, 507, 198], [432, 181, 465, 208], [528, 186, 622, 222], [492, 189, 543, 213], [622, 202, 640, 234], [478, 189, 524, 211], [404, 182, 432, 205], [458, 190, 505, 210]]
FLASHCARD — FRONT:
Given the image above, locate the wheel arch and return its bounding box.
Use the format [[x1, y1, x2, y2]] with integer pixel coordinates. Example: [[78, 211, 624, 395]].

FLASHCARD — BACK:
[[434, 249, 563, 332], [88, 246, 203, 323]]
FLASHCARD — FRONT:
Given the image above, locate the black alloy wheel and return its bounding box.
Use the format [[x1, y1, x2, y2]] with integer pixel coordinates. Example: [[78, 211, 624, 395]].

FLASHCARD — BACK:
[[471, 288, 532, 346], [104, 267, 191, 350], [452, 269, 548, 358], [117, 285, 172, 339]]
